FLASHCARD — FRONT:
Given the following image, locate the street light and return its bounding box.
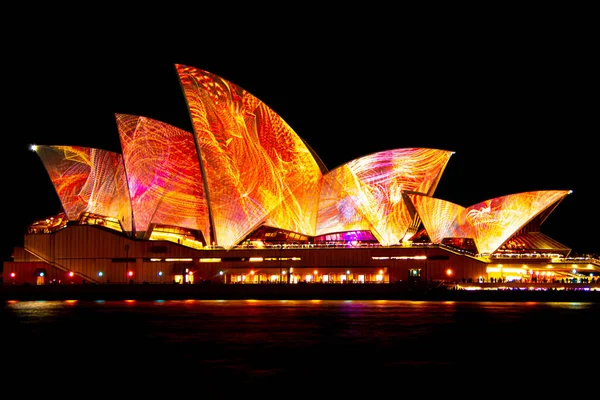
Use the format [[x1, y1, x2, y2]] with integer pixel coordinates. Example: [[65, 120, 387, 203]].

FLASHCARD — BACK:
[[125, 244, 130, 284], [279, 244, 283, 283], [424, 246, 427, 287]]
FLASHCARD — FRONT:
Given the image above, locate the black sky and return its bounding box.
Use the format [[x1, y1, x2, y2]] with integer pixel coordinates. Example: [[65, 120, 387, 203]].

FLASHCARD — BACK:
[[2, 15, 597, 266]]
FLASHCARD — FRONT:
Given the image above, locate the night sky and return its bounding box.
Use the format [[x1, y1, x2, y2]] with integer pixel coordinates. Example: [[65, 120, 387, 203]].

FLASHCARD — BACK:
[[3, 22, 597, 267]]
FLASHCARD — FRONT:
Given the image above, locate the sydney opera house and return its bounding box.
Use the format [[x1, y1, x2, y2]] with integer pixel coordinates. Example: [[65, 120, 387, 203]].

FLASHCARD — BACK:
[[3, 64, 599, 288]]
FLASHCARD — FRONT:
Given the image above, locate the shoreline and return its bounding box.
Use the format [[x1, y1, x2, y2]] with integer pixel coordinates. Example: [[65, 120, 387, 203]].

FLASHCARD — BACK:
[[2, 283, 600, 302]]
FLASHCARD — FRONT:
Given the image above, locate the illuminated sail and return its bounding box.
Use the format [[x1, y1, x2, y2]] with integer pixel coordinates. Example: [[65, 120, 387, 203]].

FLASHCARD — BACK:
[[176, 65, 323, 248], [463, 190, 570, 254], [35, 145, 133, 233], [409, 190, 571, 254], [316, 148, 453, 245], [408, 195, 468, 244], [116, 114, 210, 239]]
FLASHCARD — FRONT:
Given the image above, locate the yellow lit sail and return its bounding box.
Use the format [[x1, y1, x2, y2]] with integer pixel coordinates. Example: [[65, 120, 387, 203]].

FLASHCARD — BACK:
[[409, 190, 571, 254], [176, 65, 323, 248]]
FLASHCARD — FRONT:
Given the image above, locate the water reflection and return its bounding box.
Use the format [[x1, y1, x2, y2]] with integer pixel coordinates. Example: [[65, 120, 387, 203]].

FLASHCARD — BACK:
[[2, 300, 599, 387]]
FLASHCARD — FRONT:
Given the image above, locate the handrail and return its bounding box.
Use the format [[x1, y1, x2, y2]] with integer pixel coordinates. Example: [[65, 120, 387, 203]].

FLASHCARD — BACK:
[[23, 247, 102, 284]]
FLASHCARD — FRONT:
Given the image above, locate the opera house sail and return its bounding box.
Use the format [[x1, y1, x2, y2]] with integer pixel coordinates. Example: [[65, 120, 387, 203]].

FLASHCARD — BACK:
[[316, 148, 453, 246], [35, 145, 133, 234], [116, 114, 210, 242], [176, 65, 323, 249], [407, 190, 571, 255]]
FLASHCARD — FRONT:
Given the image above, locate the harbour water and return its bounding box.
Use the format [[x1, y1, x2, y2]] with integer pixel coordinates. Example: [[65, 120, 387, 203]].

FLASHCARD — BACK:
[[2, 299, 598, 394]]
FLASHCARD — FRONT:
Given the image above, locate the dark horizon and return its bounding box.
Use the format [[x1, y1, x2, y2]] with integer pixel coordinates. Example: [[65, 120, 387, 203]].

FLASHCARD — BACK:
[[4, 35, 598, 264]]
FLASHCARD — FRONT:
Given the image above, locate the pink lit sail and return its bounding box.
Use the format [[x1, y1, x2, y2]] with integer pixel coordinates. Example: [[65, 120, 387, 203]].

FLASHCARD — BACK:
[[316, 148, 453, 245], [409, 190, 571, 254], [116, 114, 210, 239], [176, 65, 323, 248], [35, 145, 133, 232]]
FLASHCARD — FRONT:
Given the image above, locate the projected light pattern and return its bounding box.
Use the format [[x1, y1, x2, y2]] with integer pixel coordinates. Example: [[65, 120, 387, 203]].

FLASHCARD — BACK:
[[117, 114, 210, 238], [32, 65, 572, 255], [408, 195, 472, 243], [176, 65, 323, 248], [410, 190, 571, 254], [316, 148, 453, 245], [464, 190, 570, 254], [35, 145, 132, 232]]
